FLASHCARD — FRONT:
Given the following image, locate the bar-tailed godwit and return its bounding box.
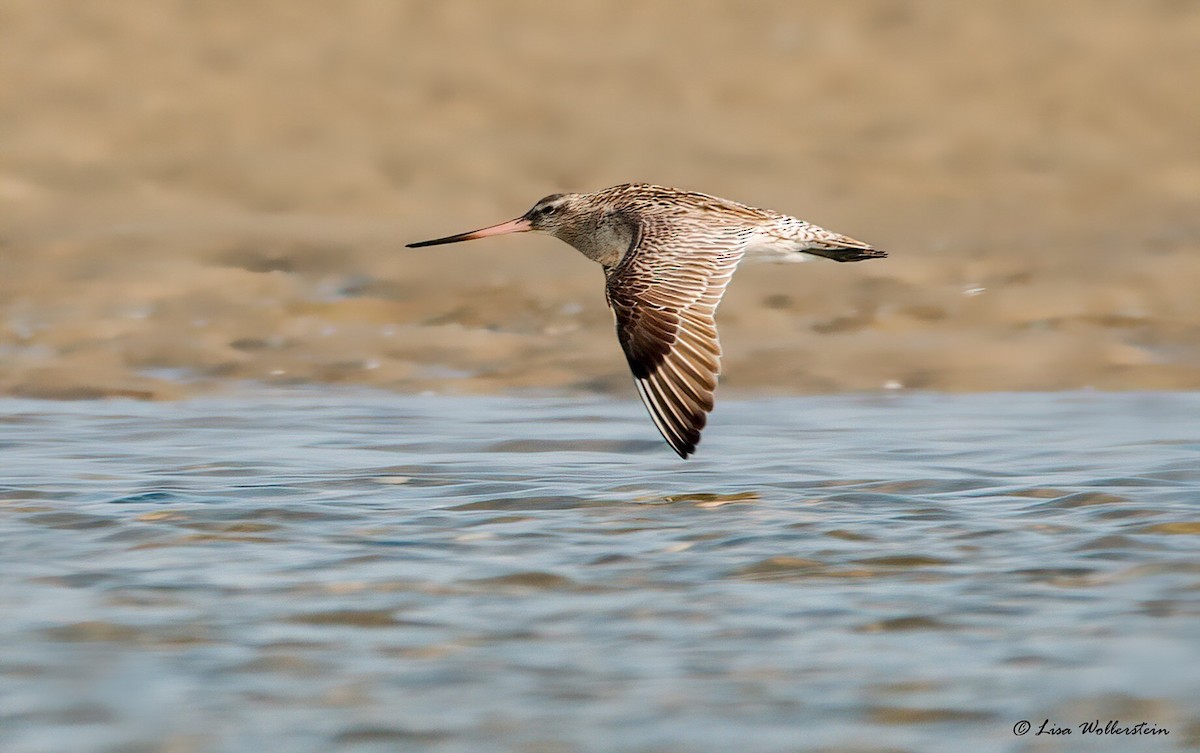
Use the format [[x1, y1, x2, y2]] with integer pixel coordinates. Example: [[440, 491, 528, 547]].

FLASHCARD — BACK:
[[408, 183, 886, 458]]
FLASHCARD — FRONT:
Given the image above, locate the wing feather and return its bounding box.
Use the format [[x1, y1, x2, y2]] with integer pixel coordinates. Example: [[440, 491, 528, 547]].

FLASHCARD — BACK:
[[607, 222, 747, 458]]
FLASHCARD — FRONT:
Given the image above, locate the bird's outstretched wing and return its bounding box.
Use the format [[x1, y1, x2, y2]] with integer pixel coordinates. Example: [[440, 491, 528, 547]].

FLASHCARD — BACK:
[[605, 222, 747, 458]]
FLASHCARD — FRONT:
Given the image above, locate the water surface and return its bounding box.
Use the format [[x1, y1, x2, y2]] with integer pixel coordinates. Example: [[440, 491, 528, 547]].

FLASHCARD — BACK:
[[2, 391, 1199, 753]]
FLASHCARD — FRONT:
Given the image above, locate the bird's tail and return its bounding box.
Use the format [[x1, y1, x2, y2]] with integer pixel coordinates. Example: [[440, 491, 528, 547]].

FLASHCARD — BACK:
[[803, 230, 887, 262]]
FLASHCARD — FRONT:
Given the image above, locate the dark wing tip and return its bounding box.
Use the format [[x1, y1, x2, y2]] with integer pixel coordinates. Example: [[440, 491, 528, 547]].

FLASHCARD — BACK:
[[657, 405, 702, 459], [663, 424, 700, 459], [673, 437, 699, 459], [632, 374, 711, 460]]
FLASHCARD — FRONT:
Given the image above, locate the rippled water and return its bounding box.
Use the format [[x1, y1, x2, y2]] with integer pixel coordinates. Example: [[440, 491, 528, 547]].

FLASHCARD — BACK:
[[2, 391, 1199, 753]]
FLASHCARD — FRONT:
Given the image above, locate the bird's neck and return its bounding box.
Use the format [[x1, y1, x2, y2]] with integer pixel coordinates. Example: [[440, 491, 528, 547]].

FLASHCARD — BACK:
[[555, 211, 638, 269]]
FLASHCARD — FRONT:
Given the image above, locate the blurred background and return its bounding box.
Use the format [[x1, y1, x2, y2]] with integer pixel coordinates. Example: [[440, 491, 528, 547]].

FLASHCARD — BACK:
[[2, 0, 1198, 400]]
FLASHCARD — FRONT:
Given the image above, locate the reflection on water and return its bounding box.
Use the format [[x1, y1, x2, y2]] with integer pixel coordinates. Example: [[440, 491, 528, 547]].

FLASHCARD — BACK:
[[1, 391, 1199, 753]]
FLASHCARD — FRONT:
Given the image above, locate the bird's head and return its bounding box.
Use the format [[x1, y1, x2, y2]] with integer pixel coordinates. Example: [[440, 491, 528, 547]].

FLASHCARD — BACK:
[[406, 193, 584, 249], [520, 192, 584, 235]]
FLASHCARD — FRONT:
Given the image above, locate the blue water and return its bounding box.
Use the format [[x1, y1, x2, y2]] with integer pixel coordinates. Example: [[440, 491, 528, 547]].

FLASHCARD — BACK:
[[1, 391, 1198, 753]]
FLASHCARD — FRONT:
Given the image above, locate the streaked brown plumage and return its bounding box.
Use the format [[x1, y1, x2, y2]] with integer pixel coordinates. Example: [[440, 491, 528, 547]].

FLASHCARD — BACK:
[[407, 183, 886, 458]]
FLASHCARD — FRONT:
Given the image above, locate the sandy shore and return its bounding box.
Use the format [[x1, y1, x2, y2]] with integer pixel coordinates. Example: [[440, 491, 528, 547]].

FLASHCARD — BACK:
[[2, 1, 1198, 400]]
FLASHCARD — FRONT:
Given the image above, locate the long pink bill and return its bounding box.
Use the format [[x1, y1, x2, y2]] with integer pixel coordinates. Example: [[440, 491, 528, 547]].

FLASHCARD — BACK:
[[406, 217, 532, 248]]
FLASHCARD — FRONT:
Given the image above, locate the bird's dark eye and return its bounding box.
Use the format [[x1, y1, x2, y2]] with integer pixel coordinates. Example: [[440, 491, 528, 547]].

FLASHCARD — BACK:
[[540, 204, 556, 215]]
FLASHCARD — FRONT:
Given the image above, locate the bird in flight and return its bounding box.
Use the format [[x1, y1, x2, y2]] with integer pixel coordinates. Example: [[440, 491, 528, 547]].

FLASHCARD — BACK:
[[408, 183, 886, 458]]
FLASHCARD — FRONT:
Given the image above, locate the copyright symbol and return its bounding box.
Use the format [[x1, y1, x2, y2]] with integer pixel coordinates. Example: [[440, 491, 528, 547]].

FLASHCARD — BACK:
[[1013, 720, 1031, 736]]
